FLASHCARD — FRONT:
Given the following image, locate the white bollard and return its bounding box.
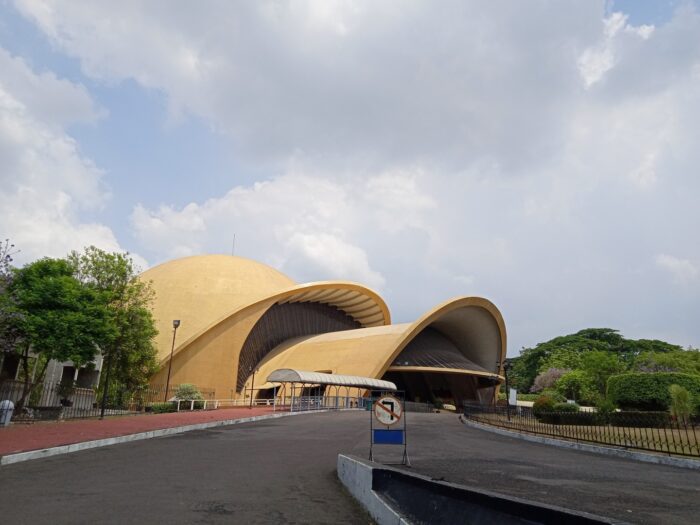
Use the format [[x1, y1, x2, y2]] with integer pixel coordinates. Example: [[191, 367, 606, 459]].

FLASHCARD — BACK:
[[0, 400, 15, 426]]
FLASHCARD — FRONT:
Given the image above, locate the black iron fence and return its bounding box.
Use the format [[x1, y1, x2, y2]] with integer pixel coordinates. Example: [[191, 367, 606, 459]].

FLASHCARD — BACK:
[[0, 379, 215, 423], [463, 404, 700, 458]]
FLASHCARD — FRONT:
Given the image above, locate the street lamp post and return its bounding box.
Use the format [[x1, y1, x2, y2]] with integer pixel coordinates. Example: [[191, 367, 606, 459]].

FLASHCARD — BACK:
[[249, 366, 257, 409], [503, 360, 511, 421], [164, 320, 181, 402]]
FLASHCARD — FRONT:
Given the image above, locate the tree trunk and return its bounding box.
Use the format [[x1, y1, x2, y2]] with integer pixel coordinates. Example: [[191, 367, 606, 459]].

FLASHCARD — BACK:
[[16, 343, 32, 409], [100, 349, 114, 419]]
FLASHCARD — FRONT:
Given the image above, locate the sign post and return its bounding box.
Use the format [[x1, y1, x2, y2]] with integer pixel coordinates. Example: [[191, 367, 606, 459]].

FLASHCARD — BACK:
[[369, 391, 409, 466]]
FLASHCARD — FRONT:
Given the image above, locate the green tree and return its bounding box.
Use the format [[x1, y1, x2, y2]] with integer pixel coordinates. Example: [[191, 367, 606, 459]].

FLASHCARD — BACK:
[[669, 384, 694, 423], [509, 328, 685, 392], [580, 351, 624, 395], [633, 349, 700, 374], [0, 239, 22, 355], [539, 346, 583, 372], [555, 370, 598, 404], [8, 258, 115, 407], [67, 247, 158, 393]]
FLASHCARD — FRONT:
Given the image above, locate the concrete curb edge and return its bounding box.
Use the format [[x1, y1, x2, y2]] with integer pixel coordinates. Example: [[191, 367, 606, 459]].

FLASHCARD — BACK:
[[337, 454, 409, 525], [459, 416, 700, 471], [1, 409, 340, 466]]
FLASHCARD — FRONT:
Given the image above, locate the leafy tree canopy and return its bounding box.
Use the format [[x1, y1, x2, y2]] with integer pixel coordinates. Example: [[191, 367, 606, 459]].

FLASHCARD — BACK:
[[10, 258, 115, 365], [3, 257, 116, 408], [633, 349, 700, 375], [67, 247, 158, 390], [508, 328, 689, 393]]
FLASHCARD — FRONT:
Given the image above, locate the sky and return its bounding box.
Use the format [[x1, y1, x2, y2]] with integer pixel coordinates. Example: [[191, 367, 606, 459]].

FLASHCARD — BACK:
[[1, 0, 698, 356]]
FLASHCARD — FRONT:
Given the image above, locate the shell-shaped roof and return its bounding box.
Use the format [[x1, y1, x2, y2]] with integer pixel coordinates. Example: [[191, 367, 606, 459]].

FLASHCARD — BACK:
[[141, 255, 296, 360], [246, 297, 506, 392]]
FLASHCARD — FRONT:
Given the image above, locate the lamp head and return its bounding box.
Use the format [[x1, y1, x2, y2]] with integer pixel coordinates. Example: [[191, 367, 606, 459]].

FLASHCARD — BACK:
[[173, 319, 181, 329]]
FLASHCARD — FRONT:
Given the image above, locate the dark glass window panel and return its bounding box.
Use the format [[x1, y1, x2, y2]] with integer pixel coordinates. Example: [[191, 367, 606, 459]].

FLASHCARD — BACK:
[[391, 327, 487, 372], [236, 302, 360, 392]]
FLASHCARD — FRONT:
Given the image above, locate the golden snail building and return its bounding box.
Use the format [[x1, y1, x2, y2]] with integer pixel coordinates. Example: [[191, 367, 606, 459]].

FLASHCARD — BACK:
[[144, 255, 506, 406]]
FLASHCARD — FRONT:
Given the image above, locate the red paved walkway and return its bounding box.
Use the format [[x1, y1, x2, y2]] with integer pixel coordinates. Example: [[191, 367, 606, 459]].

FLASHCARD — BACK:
[[0, 407, 276, 457]]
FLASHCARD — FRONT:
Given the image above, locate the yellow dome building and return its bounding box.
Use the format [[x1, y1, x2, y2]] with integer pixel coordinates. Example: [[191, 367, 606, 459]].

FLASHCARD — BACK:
[[143, 255, 506, 406]]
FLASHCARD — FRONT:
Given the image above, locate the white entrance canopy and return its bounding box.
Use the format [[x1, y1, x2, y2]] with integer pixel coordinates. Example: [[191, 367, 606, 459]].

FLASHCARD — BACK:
[[267, 368, 397, 391]]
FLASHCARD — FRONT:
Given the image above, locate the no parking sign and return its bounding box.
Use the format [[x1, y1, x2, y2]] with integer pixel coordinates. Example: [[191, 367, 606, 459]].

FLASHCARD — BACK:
[[369, 391, 409, 465], [373, 395, 403, 426]]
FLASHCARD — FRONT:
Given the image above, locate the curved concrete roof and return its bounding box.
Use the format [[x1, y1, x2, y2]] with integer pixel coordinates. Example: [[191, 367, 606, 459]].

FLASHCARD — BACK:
[[143, 255, 505, 401], [245, 297, 506, 393], [142, 254, 296, 361], [159, 280, 391, 369], [142, 254, 391, 368]]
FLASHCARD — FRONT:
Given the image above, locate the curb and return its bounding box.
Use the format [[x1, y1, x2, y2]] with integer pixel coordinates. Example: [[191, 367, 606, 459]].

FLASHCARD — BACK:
[[1, 409, 339, 466], [459, 416, 700, 471], [337, 454, 412, 525], [337, 454, 625, 525]]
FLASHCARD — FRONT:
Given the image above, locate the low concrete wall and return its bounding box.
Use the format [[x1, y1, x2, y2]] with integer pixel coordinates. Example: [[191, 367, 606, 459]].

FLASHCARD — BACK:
[[337, 454, 408, 525], [337, 454, 626, 525]]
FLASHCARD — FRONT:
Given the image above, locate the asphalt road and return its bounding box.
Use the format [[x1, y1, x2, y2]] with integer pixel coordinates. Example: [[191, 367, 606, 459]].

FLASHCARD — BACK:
[[1, 411, 698, 524]]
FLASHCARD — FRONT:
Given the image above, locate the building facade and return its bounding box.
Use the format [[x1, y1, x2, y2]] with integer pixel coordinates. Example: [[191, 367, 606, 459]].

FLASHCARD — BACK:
[[144, 255, 506, 407]]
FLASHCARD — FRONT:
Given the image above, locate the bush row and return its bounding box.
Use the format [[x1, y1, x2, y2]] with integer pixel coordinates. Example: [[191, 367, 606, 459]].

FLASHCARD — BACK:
[[149, 402, 178, 414], [607, 373, 700, 411]]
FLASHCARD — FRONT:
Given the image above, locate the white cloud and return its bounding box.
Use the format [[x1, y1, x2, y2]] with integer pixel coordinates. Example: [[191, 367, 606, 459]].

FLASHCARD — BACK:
[[656, 254, 699, 284], [0, 47, 142, 266], [286, 232, 385, 289], [577, 12, 658, 88], [11, 1, 700, 350], [131, 169, 438, 289], [0, 47, 103, 127]]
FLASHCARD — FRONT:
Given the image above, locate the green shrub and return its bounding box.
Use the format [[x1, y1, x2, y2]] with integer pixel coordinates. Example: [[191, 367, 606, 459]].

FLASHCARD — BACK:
[[553, 402, 580, 413], [594, 398, 617, 424], [532, 395, 555, 417], [498, 392, 540, 402], [669, 384, 694, 422], [516, 393, 541, 402], [150, 402, 177, 414], [539, 388, 566, 403], [538, 402, 584, 424], [174, 383, 204, 400], [608, 411, 670, 428], [607, 373, 700, 411], [555, 370, 598, 405]]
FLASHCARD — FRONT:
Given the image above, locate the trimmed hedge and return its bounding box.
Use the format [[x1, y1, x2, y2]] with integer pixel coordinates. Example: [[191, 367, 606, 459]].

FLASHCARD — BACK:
[[498, 393, 541, 402], [149, 402, 178, 414], [517, 393, 541, 402], [536, 411, 672, 427], [608, 411, 670, 428], [607, 373, 700, 411], [552, 402, 580, 413]]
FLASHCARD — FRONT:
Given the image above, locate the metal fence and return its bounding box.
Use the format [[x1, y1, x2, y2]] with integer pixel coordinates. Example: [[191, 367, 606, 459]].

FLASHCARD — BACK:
[[404, 401, 437, 413], [0, 380, 425, 424], [0, 379, 215, 423], [0, 379, 373, 424], [463, 404, 700, 458]]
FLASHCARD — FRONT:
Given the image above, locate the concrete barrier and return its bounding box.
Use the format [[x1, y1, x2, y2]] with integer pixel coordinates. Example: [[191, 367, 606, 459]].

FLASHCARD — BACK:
[[337, 454, 627, 525]]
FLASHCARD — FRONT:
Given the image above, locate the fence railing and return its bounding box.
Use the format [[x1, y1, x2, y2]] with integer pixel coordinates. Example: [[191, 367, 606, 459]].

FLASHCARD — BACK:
[[463, 404, 700, 458], [404, 401, 436, 413], [0, 379, 370, 424], [1, 378, 423, 424], [0, 380, 216, 423]]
